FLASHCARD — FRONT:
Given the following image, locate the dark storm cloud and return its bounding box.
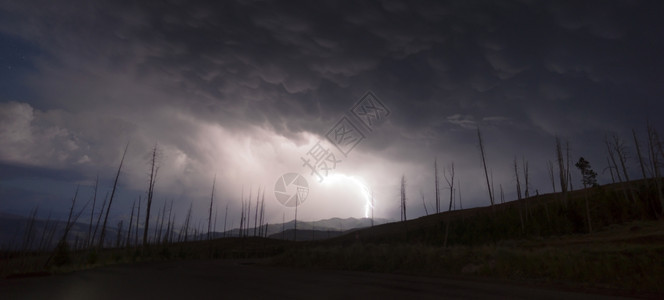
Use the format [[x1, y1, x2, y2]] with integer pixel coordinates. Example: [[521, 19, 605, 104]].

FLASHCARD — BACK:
[[1, 0, 663, 221]]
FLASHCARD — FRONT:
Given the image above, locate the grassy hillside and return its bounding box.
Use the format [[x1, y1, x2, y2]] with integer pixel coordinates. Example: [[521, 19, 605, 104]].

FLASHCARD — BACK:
[[272, 179, 664, 295]]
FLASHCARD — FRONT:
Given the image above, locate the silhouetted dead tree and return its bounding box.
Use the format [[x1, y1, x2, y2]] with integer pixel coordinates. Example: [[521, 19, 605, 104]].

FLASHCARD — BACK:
[[477, 128, 495, 206], [126, 199, 136, 247], [434, 158, 440, 213], [46, 185, 90, 266], [443, 163, 455, 247], [134, 196, 141, 246], [294, 193, 299, 241], [180, 202, 193, 242], [605, 135, 631, 204], [223, 202, 228, 238], [143, 144, 159, 247], [499, 184, 504, 204], [99, 143, 129, 249], [239, 186, 245, 237], [605, 157, 616, 184], [37, 210, 52, 251], [254, 186, 260, 237], [371, 190, 375, 226], [633, 129, 650, 181], [555, 136, 568, 202], [258, 189, 265, 237], [91, 193, 108, 248], [647, 123, 664, 216], [514, 158, 525, 233], [87, 175, 98, 247], [164, 200, 174, 244], [522, 157, 530, 221], [152, 205, 161, 244], [21, 206, 38, 252], [156, 200, 168, 244], [116, 220, 123, 248], [247, 187, 252, 237], [421, 191, 429, 216], [566, 141, 573, 191], [400, 175, 407, 221], [208, 175, 216, 241], [547, 160, 556, 193], [457, 180, 462, 210], [213, 207, 218, 240]]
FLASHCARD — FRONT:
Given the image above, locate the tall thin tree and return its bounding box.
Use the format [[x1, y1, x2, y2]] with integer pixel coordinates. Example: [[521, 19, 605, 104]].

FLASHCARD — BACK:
[[434, 158, 440, 213], [208, 175, 216, 241], [99, 143, 129, 249], [87, 175, 98, 247], [400, 175, 407, 221], [143, 144, 159, 246], [477, 128, 494, 206]]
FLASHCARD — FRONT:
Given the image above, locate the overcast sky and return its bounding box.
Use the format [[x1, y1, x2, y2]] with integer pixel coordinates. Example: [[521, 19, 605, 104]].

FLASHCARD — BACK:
[[1, 0, 663, 227]]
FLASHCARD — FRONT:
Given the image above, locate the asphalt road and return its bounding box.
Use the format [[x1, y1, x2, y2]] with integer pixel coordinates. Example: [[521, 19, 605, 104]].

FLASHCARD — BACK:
[[0, 260, 634, 300]]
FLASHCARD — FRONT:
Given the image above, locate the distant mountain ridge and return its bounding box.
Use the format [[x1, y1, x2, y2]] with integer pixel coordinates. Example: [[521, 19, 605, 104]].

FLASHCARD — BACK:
[[0, 212, 394, 250]]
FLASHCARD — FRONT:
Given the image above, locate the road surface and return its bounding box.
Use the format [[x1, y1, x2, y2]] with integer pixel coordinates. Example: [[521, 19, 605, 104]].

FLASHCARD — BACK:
[[0, 259, 633, 299]]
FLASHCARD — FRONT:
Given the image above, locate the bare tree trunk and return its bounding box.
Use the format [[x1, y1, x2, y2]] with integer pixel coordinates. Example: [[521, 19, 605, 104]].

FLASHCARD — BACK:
[[213, 207, 218, 240], [143, 144, 158, 247], [445, 163, 455, 212], [477, 128, 495, 206], [612, 134, 639, 205], [208, 175, 216, 241], [38, 210, 52, 251], [606, 136, 630, 203], [240, 187, 245, 237], [135, 196, 141, 247], [165, 200, 174, 244], [514, 158, 524, 233], [294, 193, 299, 241], [258, 190, 265, 237], [21, 206, 38, 253], [99, 143, 129, 249], [223, 203, 228, 238], [566, 141, 573, 191], [434, 158, 440, 213], [400, 175, 407, 221], [547, 160, 556, 193], [158, 200, 168, 244], [523, 157, 530, 221], [499, 184, 504, 204], [421, 191, 429, 216], [633, 129, 650, 181], [87, 175, 98, 248], [371, 190, 375, 226], [556, 137, 568, 198], [443, 163, 455, 247], [126, 199, 136, 248], [247, 187, 252, 237], [92, 193, 108, 248], [182, 202, 193, 242], [457, 180, 462, 210], [647, 123, 664, 216], [254, 187, 260, 237], [116, 220, 124, 248], [606, 157, 616, 184]]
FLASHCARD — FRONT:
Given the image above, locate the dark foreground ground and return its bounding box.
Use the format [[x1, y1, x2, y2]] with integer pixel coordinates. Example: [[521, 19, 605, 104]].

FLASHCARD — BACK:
[[0, 259, 636, 300]]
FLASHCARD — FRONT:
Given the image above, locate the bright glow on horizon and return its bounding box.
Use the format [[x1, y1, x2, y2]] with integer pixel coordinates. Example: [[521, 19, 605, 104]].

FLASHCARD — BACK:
[[323, 173, 372, 218]]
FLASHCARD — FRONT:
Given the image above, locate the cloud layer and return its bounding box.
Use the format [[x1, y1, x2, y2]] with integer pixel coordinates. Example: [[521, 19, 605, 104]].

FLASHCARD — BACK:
[[1, 0, 663, 225]]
